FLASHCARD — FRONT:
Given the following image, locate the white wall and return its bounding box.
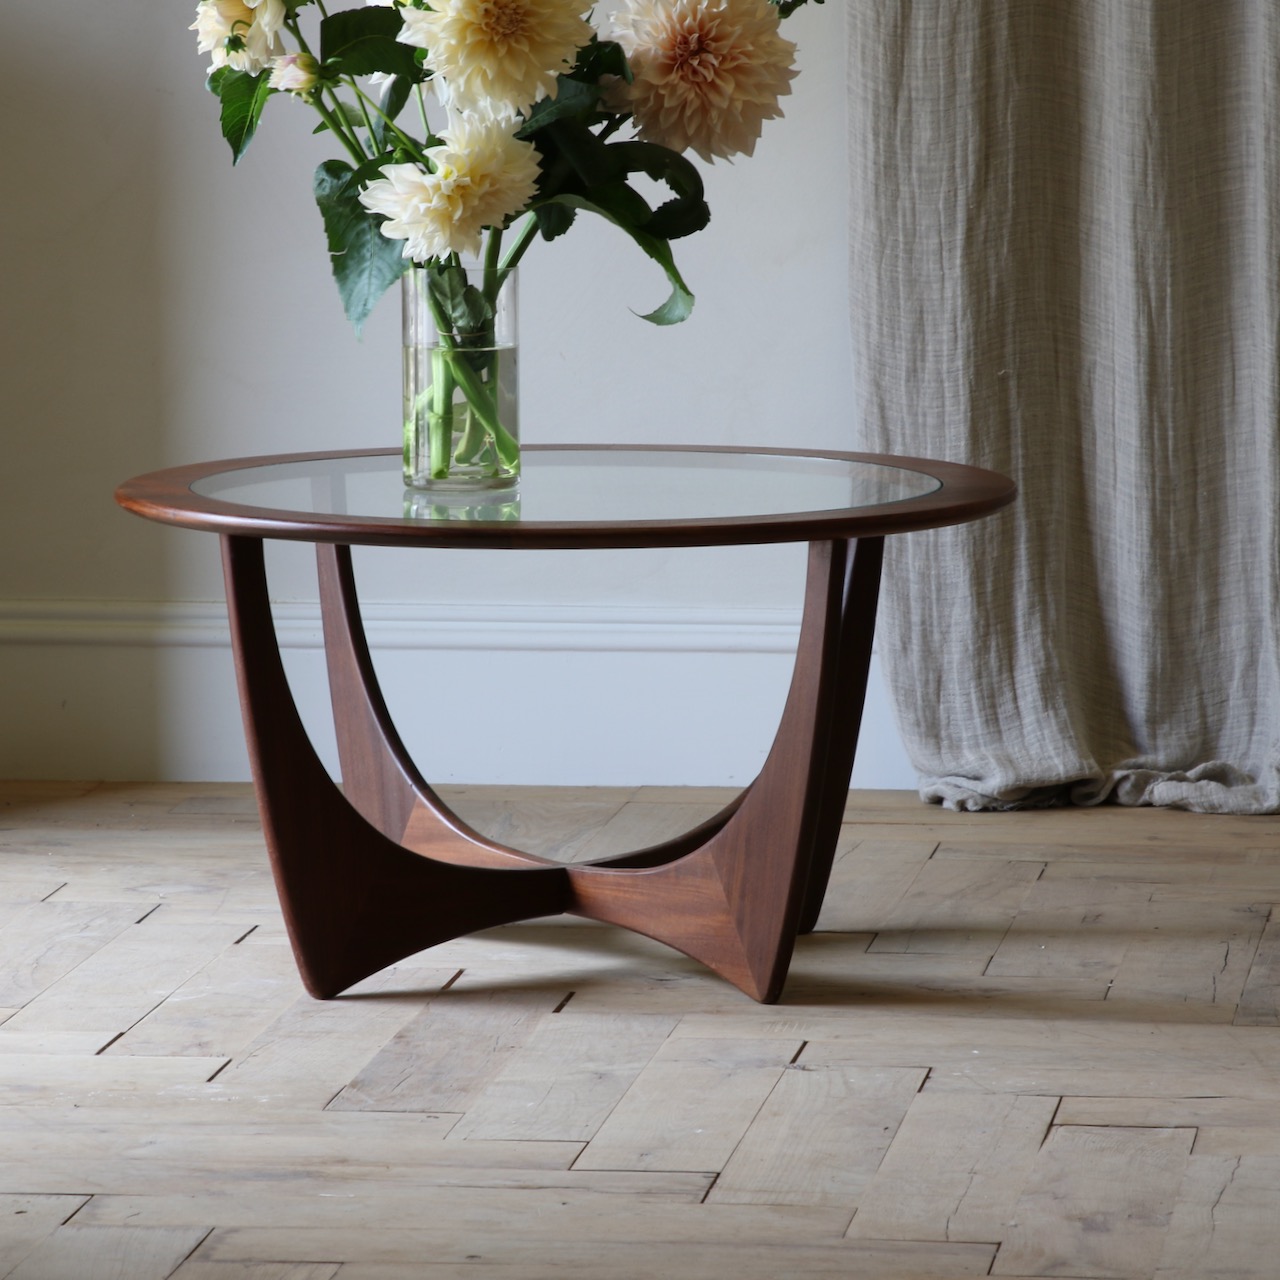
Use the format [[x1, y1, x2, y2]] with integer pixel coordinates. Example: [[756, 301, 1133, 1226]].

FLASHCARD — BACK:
[[0, 0, 916, 789]]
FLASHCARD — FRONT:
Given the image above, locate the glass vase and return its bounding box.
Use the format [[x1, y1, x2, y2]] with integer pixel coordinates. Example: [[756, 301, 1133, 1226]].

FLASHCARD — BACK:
[[402, 261, 519, 490]]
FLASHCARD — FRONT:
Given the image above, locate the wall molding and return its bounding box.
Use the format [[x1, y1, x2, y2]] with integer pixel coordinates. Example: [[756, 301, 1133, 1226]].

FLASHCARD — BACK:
[[0, 598, 803, 656]]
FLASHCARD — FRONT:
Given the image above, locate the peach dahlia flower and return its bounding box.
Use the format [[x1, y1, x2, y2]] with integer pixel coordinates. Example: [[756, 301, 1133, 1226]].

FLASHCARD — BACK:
[[611, 0, 797, 162]]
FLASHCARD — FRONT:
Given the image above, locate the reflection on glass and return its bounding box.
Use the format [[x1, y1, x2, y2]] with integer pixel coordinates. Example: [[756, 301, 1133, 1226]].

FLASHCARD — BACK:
[[403, 488, 522, 522]]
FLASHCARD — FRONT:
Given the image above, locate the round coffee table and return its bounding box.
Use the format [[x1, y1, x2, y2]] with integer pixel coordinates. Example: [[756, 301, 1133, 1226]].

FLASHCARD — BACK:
[[117, 446, 1015, 1003]]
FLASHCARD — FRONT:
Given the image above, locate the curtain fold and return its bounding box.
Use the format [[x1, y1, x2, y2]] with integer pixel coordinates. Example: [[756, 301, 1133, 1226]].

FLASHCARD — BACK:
[[848, 2, 1280, 812]]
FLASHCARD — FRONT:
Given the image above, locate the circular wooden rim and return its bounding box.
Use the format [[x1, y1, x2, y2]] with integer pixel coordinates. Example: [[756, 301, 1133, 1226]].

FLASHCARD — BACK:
[[115, 445, 1016, 550]]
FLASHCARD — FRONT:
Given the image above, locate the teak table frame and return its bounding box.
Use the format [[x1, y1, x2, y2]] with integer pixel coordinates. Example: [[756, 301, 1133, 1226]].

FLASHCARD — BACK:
[[118, 446, 1015, 1003]]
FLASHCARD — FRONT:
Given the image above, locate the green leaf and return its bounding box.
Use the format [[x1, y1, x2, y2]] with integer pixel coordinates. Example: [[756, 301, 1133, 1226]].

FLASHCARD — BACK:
[[518, 78, 602, 137], [208, 67, 275, 164], [427, 263, 492, 340], [319, 7, 421, 79], [533, 203, 576, 241], [313, 159, 409, 335], [610, 142, 710, 241], [771, 0, 823, 14], [540, 194, 695, 325], [540, 118, 618, 188], [576, 181, 652, 228], [570, 37, 632, 85]]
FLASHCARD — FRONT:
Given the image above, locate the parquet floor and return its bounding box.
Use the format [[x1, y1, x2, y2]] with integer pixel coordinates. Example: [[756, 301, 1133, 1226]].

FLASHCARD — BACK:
[[2, 782, 1280, 1279]]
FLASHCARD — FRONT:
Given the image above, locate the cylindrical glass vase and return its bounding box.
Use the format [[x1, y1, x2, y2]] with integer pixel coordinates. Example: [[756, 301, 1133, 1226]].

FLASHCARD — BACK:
[[402, 261, 519, 490]]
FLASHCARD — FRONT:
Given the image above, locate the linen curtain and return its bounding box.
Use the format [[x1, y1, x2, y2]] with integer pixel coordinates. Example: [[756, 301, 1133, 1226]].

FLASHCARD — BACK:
[[847, 2, 1280, 812]]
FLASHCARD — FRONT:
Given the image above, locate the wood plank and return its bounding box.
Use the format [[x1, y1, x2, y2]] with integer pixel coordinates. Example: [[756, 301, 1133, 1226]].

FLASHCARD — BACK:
[[102, 941, 306, 1059], [1191, 1127, 1280, 1157], [203, 1234, 995, 1278], [669, 1013, 1280, 1074], [1038, 857, 1214, 885], [810, 837, 936, 933], [0, 1194, 90, 1278], [709, 1064, 926, 1207], [4, 1225, 210, 1280], [0, 871, 67, 903], [328, 986, 566, 1115], [1236, 912, 1280, 1026], [786, 942, 1110, 1010], [0, 1107, 579, 1196], [1153, 1155, 1280, 1279], [0, 1054, 227, 1108], [866, 856, 1042, 956], [847, 1091, 1057, 1243], [0, 782, 255, 829], [1040, 854, 1280, 896], [446, 1012, 677, 1141], [994, 1125, 1194, 1277], [71, 1174, 715, 1230], [432, 787, 631, 861], [1105, 900, 1268, 1011], [568, 797, 731, 863], [171, 1264, 339, 1280], [404, 924, 690, 989], [208, 966, 456, 1108], [31, 847, 274, 919], [983, 875, 1165, 981], [574, 1037, 801, 1172], [528, 936, 790, 1016], [194, 1204, 858, 1255], [608, 785, 739, 808], [928, 1066, 1280, 1100], [0, 902, 143, 1007], [1056, 1095, 1280, 1129], [0, 1029, 120, 1055], [0, 917, 250, 1038]]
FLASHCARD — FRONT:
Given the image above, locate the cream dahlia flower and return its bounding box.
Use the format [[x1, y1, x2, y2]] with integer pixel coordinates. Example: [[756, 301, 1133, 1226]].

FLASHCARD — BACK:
[[358, 121, 542, 261], [191, 0, 286, 76], [399, 0, 594, 117], [611, 0, 797, 162]]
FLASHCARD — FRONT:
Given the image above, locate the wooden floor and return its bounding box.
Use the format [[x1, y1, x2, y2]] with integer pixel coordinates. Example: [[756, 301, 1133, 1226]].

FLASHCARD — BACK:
[[2, 783, 1280, 1279]]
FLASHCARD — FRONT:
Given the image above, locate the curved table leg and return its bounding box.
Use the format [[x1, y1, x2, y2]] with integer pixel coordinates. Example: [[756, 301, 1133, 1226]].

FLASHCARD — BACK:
[[221, 536, 570, 998], [565, 537, 884, 1002], [315, 543, 557, 870], [795, 534, 884, 933]]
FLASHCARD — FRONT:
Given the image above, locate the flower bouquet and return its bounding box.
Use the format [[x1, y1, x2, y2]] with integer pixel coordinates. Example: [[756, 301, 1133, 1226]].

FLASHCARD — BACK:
[[192, 0, 822, 487]]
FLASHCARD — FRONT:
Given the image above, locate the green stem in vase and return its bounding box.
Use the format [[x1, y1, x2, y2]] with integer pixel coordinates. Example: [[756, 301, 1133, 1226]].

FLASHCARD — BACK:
[[425, 267, 519, 477], [427, 343, 457, 480]]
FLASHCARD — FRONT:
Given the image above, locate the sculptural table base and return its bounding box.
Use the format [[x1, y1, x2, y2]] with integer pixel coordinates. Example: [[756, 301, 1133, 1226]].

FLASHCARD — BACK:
[[220, 533, 884, 1004]]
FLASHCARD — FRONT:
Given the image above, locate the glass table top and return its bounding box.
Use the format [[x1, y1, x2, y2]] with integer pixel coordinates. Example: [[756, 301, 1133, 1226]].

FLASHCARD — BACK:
[[117, 445, 1015, 549], [189, 448, 943, 526]]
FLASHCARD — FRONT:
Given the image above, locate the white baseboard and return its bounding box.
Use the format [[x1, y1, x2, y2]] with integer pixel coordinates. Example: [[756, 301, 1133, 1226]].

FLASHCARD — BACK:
[[0, 598, 802, 654], [0, 599, 914, 788]]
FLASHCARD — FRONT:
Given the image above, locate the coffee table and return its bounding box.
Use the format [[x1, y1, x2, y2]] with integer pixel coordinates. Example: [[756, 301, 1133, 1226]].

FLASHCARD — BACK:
[[117, 446, 1014, 1002]]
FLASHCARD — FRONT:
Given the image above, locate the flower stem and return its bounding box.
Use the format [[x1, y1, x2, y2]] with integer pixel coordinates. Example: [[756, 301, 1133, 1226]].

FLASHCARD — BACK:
[[425, 274, 518, 475], [312, 91, 369, 165], [285, 17, 368, 164], [499, 215, 539, 273], [348, 80, 435, 160]]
